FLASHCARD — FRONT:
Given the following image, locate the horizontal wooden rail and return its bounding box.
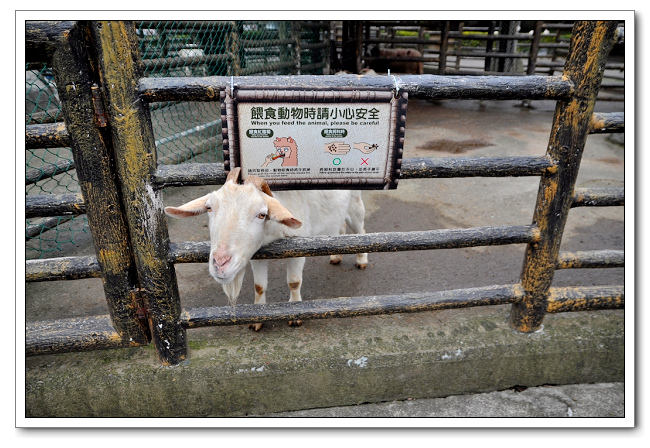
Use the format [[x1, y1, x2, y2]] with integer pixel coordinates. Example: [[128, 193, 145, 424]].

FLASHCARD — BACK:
[[25, 159, 76, 185], [26, 315, 139, 356], [138, 74, 574, 103], [239, 62, 297, 76], [572, 187, 624, 207], [25, 216, 72, 239], [25, 193, 85, 218], [445, 69, 527, 77], [364, 56, 441, 64], [556, 250, 624, 270], [181, 284, 525, 329], [26, 155, 560, 216], [449, 32, 542, 41], [180, 283, 623, 329], [589, 112, 625, 133], [154, 162, 226, 187], [448, 51, 531, 59], [400, 156, 555, 179], [26, 225, 538, 281], [240, 38, 294, 48], [25, 122, 71, 149], [24, 282, 625, 356], [26, 20, 76, 63], [171, 225, 539, 263], [301, 42, 329, 50], [546, 285, 624, 313], [143, 53, 230, 71], [26, 255, 101, 282], [153, 156, 556, 188]]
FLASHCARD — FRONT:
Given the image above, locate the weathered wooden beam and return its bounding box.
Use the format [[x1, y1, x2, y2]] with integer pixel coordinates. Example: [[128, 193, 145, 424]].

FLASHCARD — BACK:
[[546, 285, 624, 313], [26, 255, 101, 282], [143, 53, 229, 72], [572, 187, 624, 207], [137, 74, 574, 103], [25, 21, 76, 63], [25, 225, 537, 281], [26, 315, 142, 356], [589, 112, 624, 133], [240, 38, 294, 48], [181, 284, 525, 329], [25, 216, 72, 240], [25, 193, 85, 218], [50, 20, 150, 345], [24, 282, 622, 356], [556, 250, 624, 270], [89, 20, 186, 365], [25, 122, 71, 149], [169, 225, 539, 263], [511, 21, 620, 333], [25, 110, 65, 125], [153, 156, 556, 189], [25, 159, 76, 185], [400, 156, 555, 179]]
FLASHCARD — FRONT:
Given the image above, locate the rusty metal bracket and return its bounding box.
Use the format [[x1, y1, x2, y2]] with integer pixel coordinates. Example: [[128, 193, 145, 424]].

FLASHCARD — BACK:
[[91, 83, 108, 127]]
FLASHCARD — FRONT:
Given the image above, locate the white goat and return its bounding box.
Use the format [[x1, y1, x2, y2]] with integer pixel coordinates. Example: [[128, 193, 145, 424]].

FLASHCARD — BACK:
[[164, 167, 368, 330]]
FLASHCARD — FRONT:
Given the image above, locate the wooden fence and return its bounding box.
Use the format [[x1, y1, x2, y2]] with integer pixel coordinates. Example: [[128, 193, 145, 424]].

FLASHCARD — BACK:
[[25, 20, 624, 365]]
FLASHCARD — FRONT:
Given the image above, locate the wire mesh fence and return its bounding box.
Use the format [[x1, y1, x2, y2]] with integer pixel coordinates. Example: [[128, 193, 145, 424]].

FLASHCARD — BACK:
[[26, 63, 88, 259], [25, 20, 331, 259], [24, 20, 622, 259]]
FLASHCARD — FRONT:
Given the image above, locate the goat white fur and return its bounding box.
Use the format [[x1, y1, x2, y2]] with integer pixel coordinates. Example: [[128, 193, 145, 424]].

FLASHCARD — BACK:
[[164, 168, 368, 327]]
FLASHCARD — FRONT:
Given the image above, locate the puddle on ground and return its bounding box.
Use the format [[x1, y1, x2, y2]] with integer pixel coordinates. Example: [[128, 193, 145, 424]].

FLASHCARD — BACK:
[[416, 138, 494, 154]]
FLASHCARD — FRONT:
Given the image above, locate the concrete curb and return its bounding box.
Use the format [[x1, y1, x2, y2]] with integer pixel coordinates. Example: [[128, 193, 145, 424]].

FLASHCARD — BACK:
[[25, 305, 624, 418]]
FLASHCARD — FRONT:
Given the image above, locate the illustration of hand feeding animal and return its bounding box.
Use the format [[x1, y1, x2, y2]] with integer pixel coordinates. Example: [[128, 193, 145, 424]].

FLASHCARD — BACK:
[[262, 136, 299, 167], [164, 167, 369, 331], [325, 141, 378, 155]]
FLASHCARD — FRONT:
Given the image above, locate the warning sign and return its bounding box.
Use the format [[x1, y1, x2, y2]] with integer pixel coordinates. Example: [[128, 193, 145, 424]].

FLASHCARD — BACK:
[[223, 88, 407, 189]]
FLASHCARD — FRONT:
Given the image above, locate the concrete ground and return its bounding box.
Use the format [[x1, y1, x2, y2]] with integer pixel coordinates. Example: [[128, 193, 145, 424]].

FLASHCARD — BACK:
[[23, 95, 626, 420], [261, 382, 625, 418]]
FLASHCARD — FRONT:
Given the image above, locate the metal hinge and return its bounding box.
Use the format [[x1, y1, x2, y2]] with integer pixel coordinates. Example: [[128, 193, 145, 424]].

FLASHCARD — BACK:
[[131, 287, 149, 322], [91, 83, 108, 127]]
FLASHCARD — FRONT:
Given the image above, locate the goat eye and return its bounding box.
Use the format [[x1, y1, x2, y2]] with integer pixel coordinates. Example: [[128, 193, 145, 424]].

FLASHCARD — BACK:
[[257, 212, 267, 220], [205, 206, 212, 212]]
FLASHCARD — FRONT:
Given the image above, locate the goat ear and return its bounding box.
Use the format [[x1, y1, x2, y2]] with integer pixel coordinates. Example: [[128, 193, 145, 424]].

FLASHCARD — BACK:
[[164, 194, 210, 218], [263, 195, 302, 229], [244, 175, 274, 197], [226, 167, 241, 184]]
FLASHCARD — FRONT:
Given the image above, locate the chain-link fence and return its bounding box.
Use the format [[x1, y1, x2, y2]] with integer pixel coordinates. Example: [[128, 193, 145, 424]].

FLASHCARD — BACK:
[[25, 20, 331, 259], [28, 20, 621, 260], [26, 63, 88, 259]]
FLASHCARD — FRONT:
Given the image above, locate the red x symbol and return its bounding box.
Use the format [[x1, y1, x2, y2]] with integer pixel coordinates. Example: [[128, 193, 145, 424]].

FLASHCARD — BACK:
[[360, 158, 369, 166]]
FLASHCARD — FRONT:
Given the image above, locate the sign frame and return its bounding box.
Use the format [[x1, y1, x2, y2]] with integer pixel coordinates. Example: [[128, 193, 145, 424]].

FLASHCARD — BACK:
[[222, 87, 408, 190]]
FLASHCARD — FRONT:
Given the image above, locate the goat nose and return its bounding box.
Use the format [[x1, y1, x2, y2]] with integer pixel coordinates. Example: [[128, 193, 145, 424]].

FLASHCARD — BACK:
[[213, 254, 231, 268], [212, 246, 231, 269]]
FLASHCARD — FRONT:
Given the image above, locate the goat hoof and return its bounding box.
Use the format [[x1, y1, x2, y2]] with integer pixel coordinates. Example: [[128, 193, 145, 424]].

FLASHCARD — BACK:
[[288, 320, 303, 327], [249, 323, 264, 332], [329, 255, 342, 265], [355, 263, 368, 270]]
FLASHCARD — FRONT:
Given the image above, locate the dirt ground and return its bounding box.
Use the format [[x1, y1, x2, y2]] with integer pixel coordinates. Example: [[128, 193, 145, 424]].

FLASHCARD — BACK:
[[25, 97, 625, 326]]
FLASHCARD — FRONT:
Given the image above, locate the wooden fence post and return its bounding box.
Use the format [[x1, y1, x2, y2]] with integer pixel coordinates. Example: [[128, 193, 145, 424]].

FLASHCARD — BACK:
[[438, 21, 450, 75], [292, 21, 302, 75], [228, 21, 241, 76], [510, 21, 619, 332], [86, 20, 187, 364], [47, 21, 150, 347]]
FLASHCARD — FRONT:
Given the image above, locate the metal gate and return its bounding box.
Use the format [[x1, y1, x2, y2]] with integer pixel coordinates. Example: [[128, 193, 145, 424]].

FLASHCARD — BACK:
[[25, 20, 624, 366]]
